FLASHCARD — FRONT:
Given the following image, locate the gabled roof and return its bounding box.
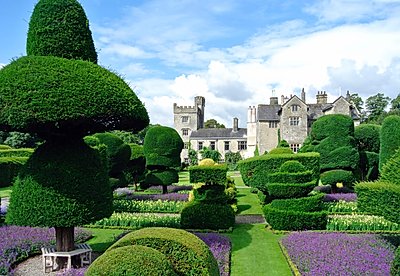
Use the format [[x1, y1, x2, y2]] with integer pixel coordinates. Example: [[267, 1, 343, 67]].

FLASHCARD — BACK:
[[190, 128, 247, 139], [281, 95, 306, 108], [257, 104, 280, 121]]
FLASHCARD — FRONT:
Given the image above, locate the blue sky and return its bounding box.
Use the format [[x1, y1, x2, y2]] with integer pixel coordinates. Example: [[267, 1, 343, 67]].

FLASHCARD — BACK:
[[1, 0, 400, 127]]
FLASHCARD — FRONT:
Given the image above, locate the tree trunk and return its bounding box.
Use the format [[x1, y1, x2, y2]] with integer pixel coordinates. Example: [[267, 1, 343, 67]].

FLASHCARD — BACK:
[[162, 185, 168, 194], [55, 226, 75, 269]]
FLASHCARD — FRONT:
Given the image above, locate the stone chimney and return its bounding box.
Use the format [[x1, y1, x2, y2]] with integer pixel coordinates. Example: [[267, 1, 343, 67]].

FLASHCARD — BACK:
[[316, 91, 328, 104], [233, 117, 239, 132], [270, 97, 279, 105], [301, 88, 306, 102]]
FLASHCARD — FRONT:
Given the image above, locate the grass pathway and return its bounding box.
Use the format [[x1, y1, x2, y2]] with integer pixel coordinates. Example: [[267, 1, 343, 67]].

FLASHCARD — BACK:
[[227, 173, 292, 276]]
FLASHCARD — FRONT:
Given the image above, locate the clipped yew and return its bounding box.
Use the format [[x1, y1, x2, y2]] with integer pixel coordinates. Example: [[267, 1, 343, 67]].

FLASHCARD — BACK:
[[379, 115, 400, 171], [2, 0, 149, 255]]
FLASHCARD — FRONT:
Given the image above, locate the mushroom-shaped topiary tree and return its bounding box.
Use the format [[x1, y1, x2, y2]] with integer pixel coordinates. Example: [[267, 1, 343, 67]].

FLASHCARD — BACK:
[[1, 0, 149, 254], [143, 126, 183, 194]]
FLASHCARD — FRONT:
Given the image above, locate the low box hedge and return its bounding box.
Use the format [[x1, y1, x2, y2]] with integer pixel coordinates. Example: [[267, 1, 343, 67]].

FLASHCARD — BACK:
[[0, 157, 28, 188], [269, 193, 325, 212], [189, 164, 227, 185], [267, 170, 313, 184], [0, 148, 34, 158], [264, 182, 317, 199]]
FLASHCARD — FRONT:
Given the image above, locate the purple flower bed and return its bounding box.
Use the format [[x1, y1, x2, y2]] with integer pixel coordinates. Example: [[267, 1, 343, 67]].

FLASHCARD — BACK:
[[114, 187, 189, 201], [323, 193, 357, 202], [0, 226, 92, 275], [196, 233, 231, 276], [281, 232, 396, 275], [147, 185, 193, 193]]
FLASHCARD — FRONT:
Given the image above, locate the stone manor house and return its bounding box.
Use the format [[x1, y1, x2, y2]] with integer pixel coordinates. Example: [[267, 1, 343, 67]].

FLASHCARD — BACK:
[[173, 90, 360, 162]]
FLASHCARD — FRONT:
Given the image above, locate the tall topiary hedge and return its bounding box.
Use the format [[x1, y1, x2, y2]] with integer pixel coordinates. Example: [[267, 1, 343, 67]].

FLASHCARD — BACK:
[[0, 157, 28, 188], [2, 0, 149, 256], [143, 126, 183, 194], [355, 124, 381, 153], [26, 0, 97, 63], [379, 115, 400, 171], [380, 149, 400, 186]]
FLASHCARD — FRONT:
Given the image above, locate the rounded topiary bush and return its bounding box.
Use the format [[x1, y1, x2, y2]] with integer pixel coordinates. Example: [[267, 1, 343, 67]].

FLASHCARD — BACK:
[[145, 169, 179, 185], [86, 245, 177, 276], [279, 160, 305, 173], [6, 139, 112, 226], [269, 147, 293, 155], [380, 115, 400, 171], [354, 124, 381, 153], [311, 114, 355, 141], [192, 185, 228, 203], [108, 227, 219, 276], [0, 56, 149, 138], [320, 169, 355, 188], [181, 201, 235, 230], [27, 0, 97, 63], [198, 158, 215, 166]]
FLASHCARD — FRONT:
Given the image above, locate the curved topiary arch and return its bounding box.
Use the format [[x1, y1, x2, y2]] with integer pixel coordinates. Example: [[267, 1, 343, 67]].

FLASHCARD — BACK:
[[27, 0, 97, 63], [0, 56, 149, 138]]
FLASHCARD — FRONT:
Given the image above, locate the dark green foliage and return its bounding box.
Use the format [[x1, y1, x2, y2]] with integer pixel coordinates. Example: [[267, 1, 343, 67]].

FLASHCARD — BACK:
[[192, 185, 228, 204], [254, 145, 260, 156], [381, 150, 400, 185], [0, 157, 28, 188], [392, 246, 400, 276], [279, 160, 305, 173], [380, 115, 400, 171], [311, 114, 355, 141], [269, 194, 325, 212], [264, 182, 317, 199], [188, 149, 198, 166], [86, 245, 177, 276], [144, 126, 183, 168], [320, 169, 355, 187], [267, 171, 313, 184], [0, 56, 149, 138], [126, 143, 146, 184], [27, 0, 97, 63], [225, 151, 242, 170], [355, 181, 400, 224], [200, 147, 221, 162], [269, 147, 293, 154], [238, 152, 320, 188], [189, 165, 228, 185], [181, 201, 235, 230], [108, 227, 219, 276], [0, 148, 34, 158], [91, 133, 131, 177], [320, 146, 359, 171], [277, 139, 290, 148], [145, 169, 179, 185], [354, 124, 381, 153], [6, 139, 113, 227], [3, 132, 40, 148], [359, 151, 380, 181], [263, 205, 327, 231]]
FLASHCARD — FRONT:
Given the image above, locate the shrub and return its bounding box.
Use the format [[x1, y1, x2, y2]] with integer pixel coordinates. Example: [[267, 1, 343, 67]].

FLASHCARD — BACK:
[[269, 147, 293, 154], [310, 114, 355, 141], [225, 151, 242, 170], [380, 115, 400, 171], [381, 149, 400, 185], [27, 0, 97, 63], [268, 194, 324, 212], [392, 246, 400, 276], [0, 148, 34, 158], [267, 170, 313, 184], [86, 245, 177, 276], [279, 160, 305, 173], [355, 181, 400, 224], [320, 146, 359, 171], [181, 202, 235, 230], [354, 124, 381, 153], [263, 204, 327, 231], [126, 143, 146, 182], [189, 165, 228, 185], [113, 199, 184, 213], [0, 157, 28, 188], [145, 169, 179, 185], [359, 151, 379, 181], [277, 139, 290, 148], [238, 152, 320, 188], [0, 145, 12, 150], [108, 227, 219, 276], [320, 169, 355, 188], [198, 158, 215, 166], [192, 185, 228, 204]]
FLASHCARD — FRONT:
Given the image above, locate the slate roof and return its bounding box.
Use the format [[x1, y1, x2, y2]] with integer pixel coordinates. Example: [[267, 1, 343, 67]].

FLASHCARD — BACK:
[[190, 128, 247, 139], [257, 104, 281, 121]]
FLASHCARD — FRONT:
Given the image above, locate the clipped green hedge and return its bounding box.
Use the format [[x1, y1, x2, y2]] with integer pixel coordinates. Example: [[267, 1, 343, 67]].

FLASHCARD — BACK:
[[145, 169, 179, 185], [189, 164, 228, 185], [144, 126, 184, 168], [355, 181, 400, 224], [391, 246, 400, 276], [269, 147, 293, 154], [0, 148, 34, 158], [310, 114, 355, 141], [263, 182, 317, 199], [320, 146, 359, 170], [320, 169, 355, 187], [380, 115, 400, 171], [6, 140, 113, 227], [0, 56, 149, 138], [359, 151, 379, 181], [263, 204, 327, 231], [86, 245, 177, 276], [0, 157, 28, 188], [0, 145, 12, 150], [108, 227, 219, 276], [267, 170, 313, 184], [238, 152, 320, 188], [315, 136, 356, 154], [279, 160, 305, 173], [354, 124, 381, 153], [268, 193, 324, 212], [181, 201, 235, 230], [380, 149, 400, 186], [27, 0, 97, 63], [192, 185, 228, 204]]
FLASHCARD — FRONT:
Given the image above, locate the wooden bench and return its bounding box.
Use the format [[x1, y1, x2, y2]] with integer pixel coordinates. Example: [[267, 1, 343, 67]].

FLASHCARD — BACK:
[[41, 243, 92, 273]]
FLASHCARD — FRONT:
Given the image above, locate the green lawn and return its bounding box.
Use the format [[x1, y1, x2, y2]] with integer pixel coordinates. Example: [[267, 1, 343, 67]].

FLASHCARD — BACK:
[[84, 228, 125, 252], [225, 224, 292, 276], [0, 187, 12, 198], [236, 187, 264, 215]]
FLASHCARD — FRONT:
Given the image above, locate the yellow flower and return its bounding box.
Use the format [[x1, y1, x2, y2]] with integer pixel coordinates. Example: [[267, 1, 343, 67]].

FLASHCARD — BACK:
[[336, 182, 343, 188]]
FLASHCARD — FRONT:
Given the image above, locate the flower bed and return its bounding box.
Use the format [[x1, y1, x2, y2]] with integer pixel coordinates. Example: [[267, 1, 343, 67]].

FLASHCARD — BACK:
[[323, 200, 358, 213], [0, 226, 92, 275], [327, 214, 400, 231], [281, 232, 396, 275], [323, 193, 357, 202], [113, 199, 185, 213], [114, 187, 189, 201]]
